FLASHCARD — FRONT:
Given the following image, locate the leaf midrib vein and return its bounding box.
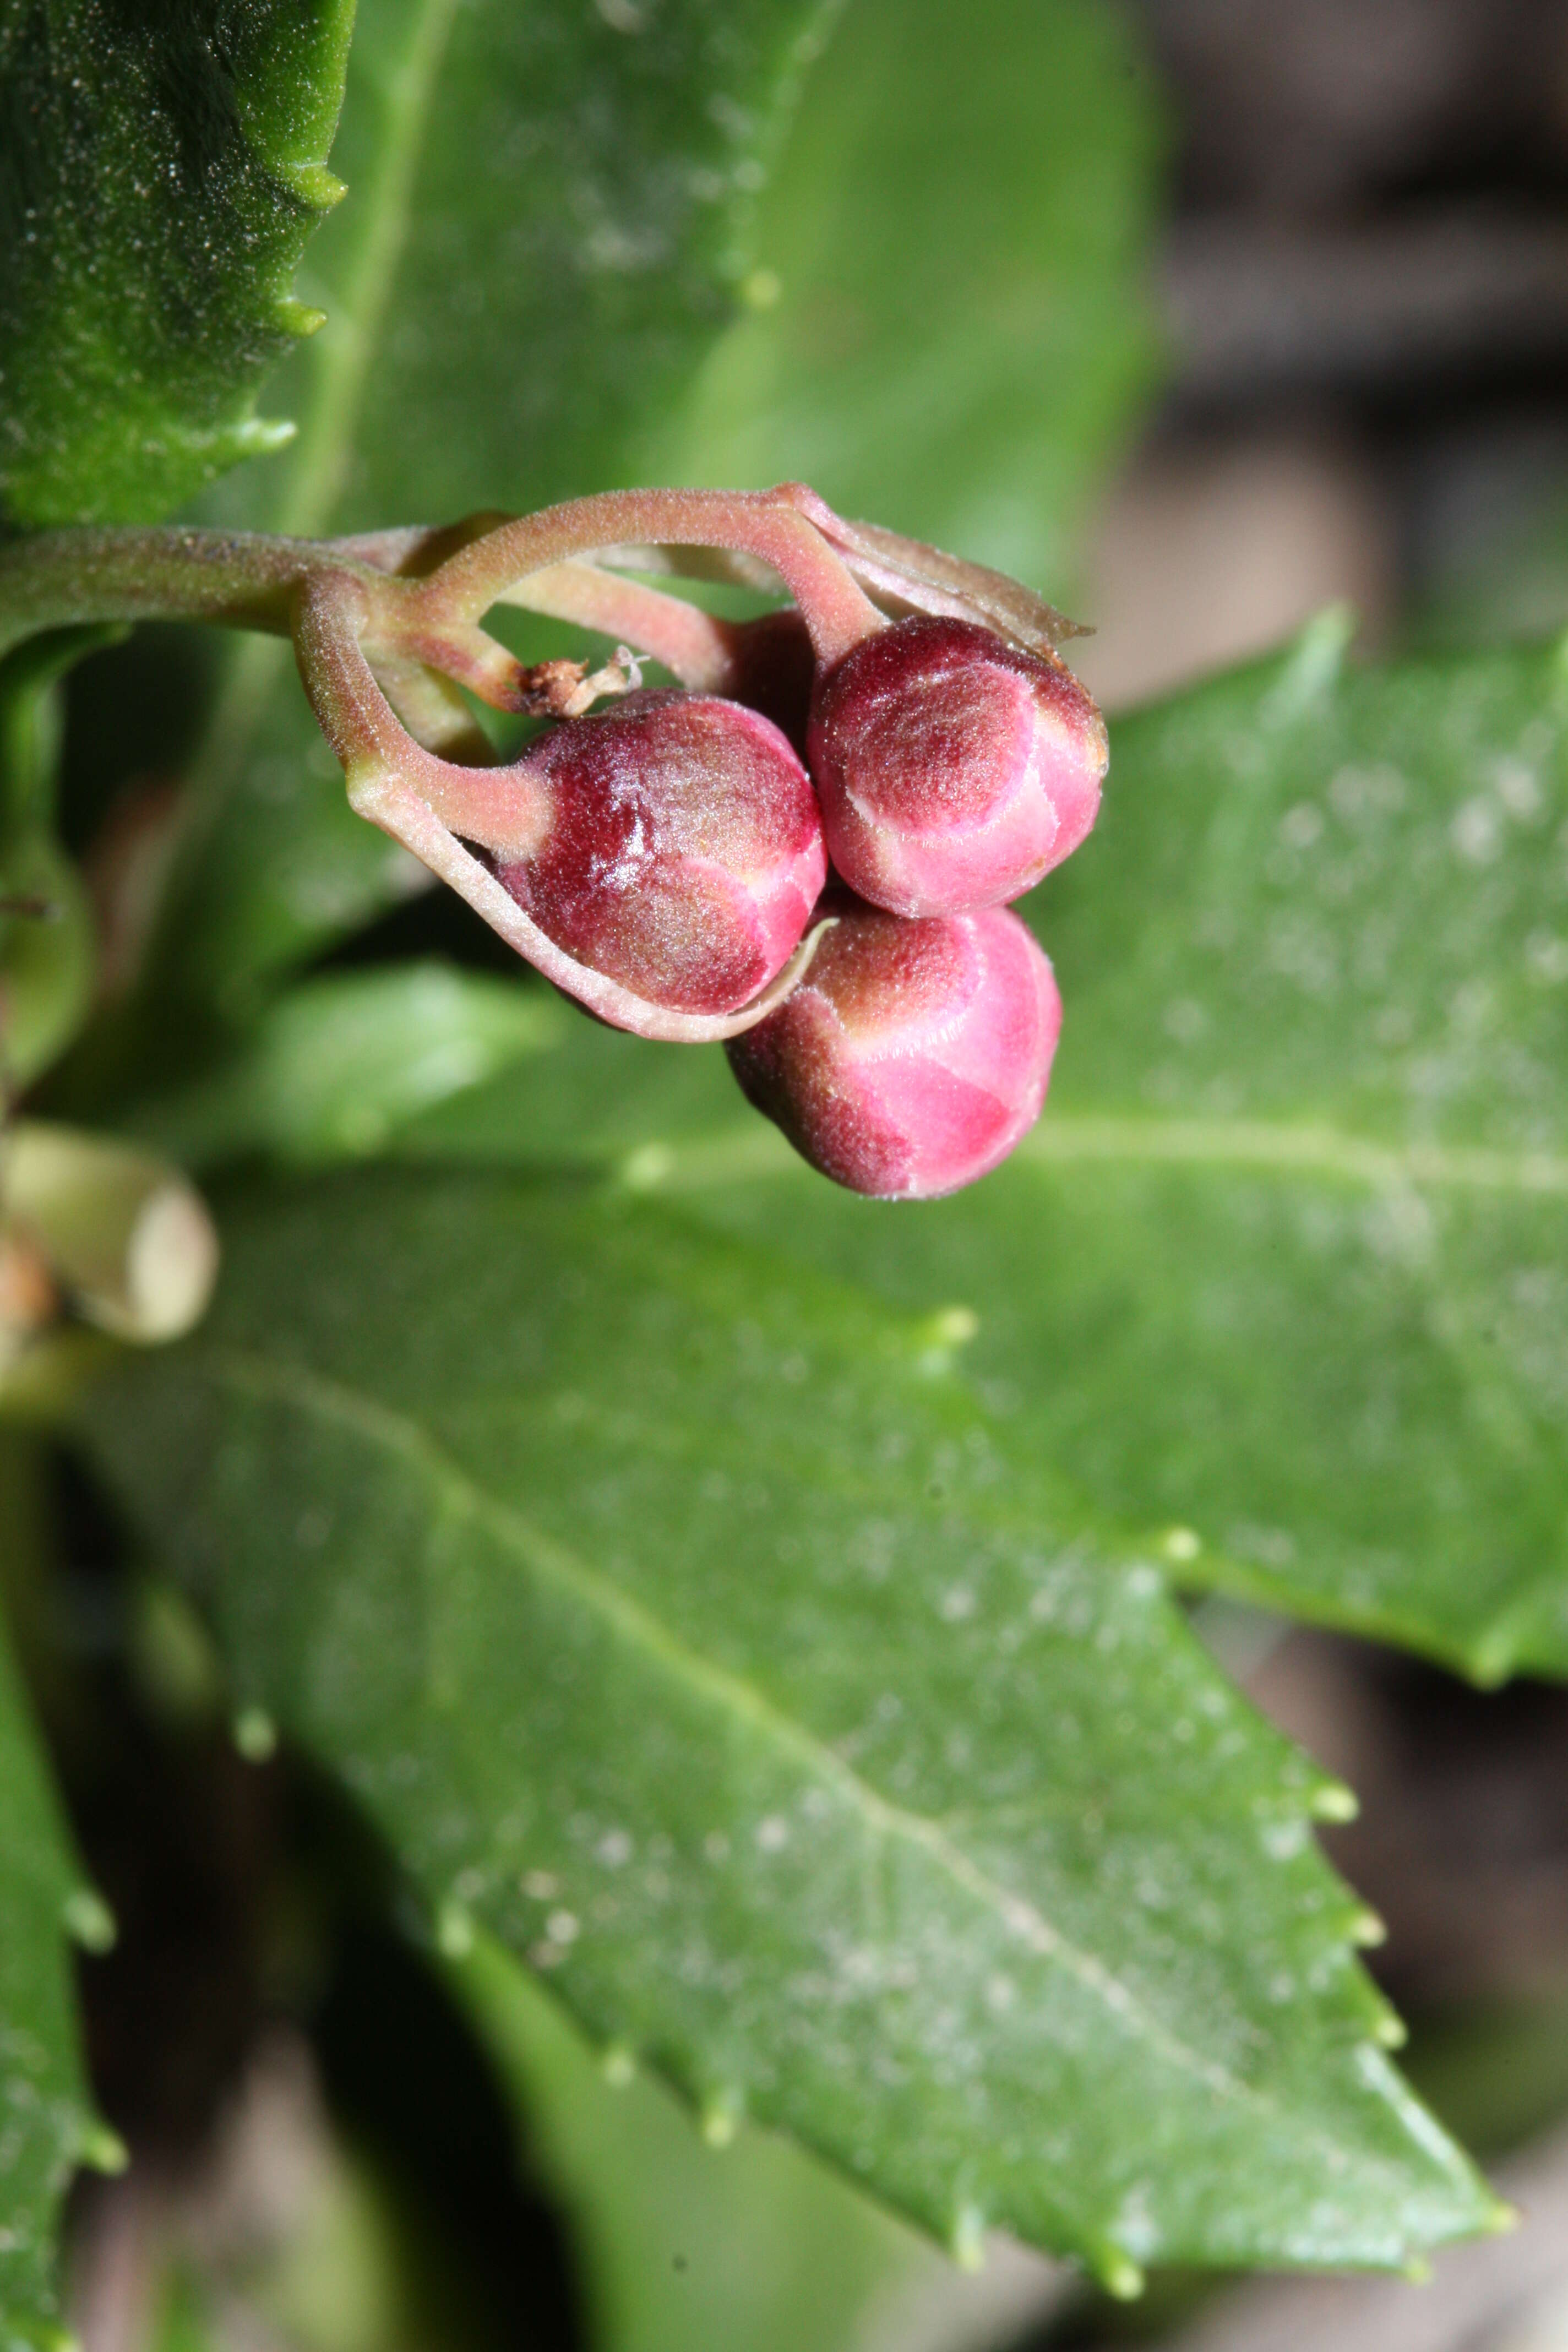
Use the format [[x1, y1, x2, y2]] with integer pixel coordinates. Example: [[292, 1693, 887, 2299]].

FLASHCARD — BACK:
[[609, 1111, 1568, 1201], [211, 1340, 1455, 2186], [1015, 1115, 1568, 1195]]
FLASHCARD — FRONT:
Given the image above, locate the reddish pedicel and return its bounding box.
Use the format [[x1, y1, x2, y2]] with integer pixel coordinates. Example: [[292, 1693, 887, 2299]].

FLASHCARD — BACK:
[[808, 614, 1108, 917], [493, 690, 827, 1017], [726, 897, 1061, 1199]]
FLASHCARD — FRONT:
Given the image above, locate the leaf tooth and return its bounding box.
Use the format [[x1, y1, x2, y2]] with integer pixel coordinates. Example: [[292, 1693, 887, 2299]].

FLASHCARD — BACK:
[[699, 2090, 743, 2147], [232, 1704, 277, 1762], [1258, 603, 1355, 728], [1348, 1905, 1387, 1948], [1090, 2244, 1146, 2301], [1307, 1779, 1359, 1823], [61, 1887, 117, 1953], [78, 2122, 128, 2176], [600, 2041, 636, 2088], [1467, 1630, 1516, 1689], [948, 2204, 987, 2271], [272, 161, 349, 212], [226, 418, 297, 464], [436, 1901, 476, 1960], [276, 299, 329, 341]]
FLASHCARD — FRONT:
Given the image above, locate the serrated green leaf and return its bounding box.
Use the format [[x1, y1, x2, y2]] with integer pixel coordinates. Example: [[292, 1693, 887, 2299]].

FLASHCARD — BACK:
[[0, 0, 356, 526], [398, 625, 1568, 1685], [82, 1168, 1498, 2277], [451, 1929, 938, 2352], [642, 0, 1163, 590], [0, 1438, 112, 2349]]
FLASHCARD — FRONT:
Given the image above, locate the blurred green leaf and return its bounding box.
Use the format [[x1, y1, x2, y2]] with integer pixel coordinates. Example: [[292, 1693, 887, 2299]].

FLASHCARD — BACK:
[[402, 622, 1568, 1684], [0, 0, 356, 526], [452, 1929, 938, 2352], [84, 1168, 1498, 2278], [643, 0, 1163, 591], [0, 633, 113, 1091], [0, 1438, 112, 2349], [132, 961, 565, 1167]]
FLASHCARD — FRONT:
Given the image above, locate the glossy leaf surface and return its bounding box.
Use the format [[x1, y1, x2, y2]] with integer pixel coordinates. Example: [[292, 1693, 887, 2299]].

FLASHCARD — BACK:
[[85, 1168, 1496, 2278], [0, 0, 356, 526]]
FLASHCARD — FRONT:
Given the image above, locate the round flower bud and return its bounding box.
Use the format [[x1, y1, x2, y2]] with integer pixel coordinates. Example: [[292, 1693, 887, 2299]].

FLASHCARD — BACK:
[[807, 614, 1108, 917], [493, 690, 827, 1017], [726, 897, 1061, 1199]]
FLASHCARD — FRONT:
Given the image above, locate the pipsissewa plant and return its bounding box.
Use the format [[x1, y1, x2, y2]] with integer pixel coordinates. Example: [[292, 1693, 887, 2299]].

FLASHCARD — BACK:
[[0, 487, 1104, 1195], [6, 1, 1567, 2345]]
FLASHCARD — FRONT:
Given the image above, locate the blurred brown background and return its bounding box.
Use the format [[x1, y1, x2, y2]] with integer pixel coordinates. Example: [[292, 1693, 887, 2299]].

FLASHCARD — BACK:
[[1076, 0, 1568, 707]]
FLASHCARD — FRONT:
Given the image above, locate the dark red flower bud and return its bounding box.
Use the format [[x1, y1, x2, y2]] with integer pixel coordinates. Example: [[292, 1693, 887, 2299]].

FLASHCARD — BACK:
[[493, 690, 827, 1017], [720, 607, 816, 756], [726, 897, 1060, 1199], [807, 614, 1108, 917]]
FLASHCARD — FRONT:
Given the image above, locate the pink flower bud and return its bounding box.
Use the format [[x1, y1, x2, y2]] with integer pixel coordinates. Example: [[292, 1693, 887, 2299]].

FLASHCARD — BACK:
[[493, 690, 827, 1017], [807, 614, 1108, 917], [726, 897, 1061, 1199]]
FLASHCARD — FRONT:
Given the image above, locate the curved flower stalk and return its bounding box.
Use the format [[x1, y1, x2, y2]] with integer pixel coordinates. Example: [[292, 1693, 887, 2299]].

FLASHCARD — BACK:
[[291, 571, 835, 1044]]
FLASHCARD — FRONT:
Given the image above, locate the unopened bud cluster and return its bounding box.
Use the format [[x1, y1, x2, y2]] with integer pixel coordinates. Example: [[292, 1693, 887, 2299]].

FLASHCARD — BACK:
[[472, 594, 1101, 1196], [284, 484, 1108, 1197]]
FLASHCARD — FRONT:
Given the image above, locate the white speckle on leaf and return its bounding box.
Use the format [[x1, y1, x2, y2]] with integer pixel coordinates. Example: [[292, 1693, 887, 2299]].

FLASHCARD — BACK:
[[1526, 929, 1568, 984], [1492, 757, 1543, 820], [1451, 796, 1502, 864], [1261, 1819, 1309, 1861], [1278, 802, 1323, 850]]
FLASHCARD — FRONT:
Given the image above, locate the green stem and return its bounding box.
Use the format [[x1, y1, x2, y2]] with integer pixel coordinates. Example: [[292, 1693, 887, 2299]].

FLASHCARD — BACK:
[[0, 526, 527, 717], [0, 527, 353, 660]]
